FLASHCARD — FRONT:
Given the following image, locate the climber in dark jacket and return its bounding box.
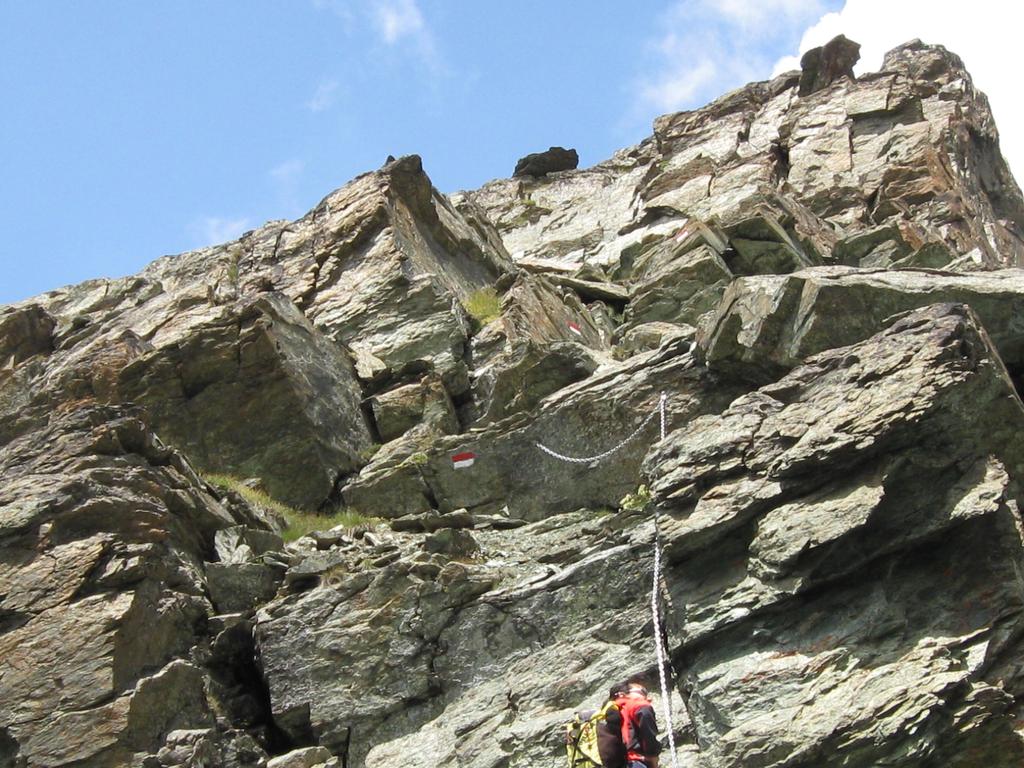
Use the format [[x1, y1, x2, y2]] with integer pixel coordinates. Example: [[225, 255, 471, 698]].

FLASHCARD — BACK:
[[614, 678, 662, 768]]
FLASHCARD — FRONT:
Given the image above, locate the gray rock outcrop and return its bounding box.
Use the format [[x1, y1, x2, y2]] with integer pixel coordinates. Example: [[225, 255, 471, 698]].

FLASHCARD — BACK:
[[117, 292, 374, 508], [697, 265, 1024, 383], [4, 35, 1024, 768], [0, 404, 274, 766], [513, 146, 580, 178], [0, 155, 514, 509], [258, 302, 1024, 768], [341, 334, 741, 521], [255, 508, 684, 767], [798, 33, 861, 96], [462, 40, 1024, 275], [646, 302, 1024, 766]]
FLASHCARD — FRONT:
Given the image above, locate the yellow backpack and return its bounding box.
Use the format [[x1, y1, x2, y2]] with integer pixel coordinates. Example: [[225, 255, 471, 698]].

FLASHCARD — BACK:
[[565, 700, 624, 768]]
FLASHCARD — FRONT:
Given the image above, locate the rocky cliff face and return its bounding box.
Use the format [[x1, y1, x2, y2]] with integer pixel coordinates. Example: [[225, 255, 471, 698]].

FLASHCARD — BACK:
[[3, 38, 1024, 768]]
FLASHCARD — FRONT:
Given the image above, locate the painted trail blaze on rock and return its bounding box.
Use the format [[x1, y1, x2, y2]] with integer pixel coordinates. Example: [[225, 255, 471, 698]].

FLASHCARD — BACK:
[[451, 451, 476, 468], [568, 321, 583, 336]]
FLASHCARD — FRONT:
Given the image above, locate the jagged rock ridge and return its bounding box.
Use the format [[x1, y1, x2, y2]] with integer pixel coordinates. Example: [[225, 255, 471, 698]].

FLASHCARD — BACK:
[[2, 36, 1024, 768]]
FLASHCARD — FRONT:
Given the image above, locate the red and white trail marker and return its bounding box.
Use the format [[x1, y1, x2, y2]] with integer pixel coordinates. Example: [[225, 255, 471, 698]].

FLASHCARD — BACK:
[[451, 451, 476, 469], [568, 321, 583, 337], [674, 226, 691, 243]]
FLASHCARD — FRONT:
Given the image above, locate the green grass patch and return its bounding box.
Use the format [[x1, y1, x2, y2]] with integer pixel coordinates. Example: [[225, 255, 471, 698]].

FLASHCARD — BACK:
[[462, 287, 502, 329], [403, 451, 429, 467], [278, 507, 380, 543], [203, 473, 380, 543], [203, 473, 297, 520], [619, 484, 652, 513]]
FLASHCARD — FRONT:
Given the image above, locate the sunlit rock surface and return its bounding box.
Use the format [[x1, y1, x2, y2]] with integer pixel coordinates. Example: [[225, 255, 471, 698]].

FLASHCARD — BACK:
[[3, 37, 1024, 768]]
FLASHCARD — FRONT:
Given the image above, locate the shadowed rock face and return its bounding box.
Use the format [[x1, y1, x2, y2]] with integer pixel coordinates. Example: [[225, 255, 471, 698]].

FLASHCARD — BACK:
[[4, 37, 1024, 768], [798, 34, 861, 96], [116, 293, 374, 508], [697, 265, 1024, 384], [513, 146, 580, 178], [0, 404, 277, 767], [0, 304, 54, 367]]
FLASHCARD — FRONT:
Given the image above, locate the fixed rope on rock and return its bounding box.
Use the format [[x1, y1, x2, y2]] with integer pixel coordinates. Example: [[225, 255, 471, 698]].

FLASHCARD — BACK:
[[536, 392, 680, 768]]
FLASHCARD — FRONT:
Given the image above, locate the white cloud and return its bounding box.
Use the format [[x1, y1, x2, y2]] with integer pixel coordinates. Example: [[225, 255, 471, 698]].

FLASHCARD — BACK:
[[631, 1, 826, 123], [192, 216, 251, 247], [773, 0, 1024, 181], [369, 0, 440, 70], [773, 53, 802, 74], [313, 0, 444, 77], [373, 0, 424, 44], [708, 0, 827, 34], [306, 79, 340, 113], [640, 59, 719, 114]]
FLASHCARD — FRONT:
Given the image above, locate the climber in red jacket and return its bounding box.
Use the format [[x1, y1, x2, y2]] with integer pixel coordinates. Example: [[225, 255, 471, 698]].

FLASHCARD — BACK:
[[614, 678, 663, 768]]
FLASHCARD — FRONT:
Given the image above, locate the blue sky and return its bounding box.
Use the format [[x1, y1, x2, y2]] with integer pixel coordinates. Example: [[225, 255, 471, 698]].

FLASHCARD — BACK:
[[0, 0, 877, 304]]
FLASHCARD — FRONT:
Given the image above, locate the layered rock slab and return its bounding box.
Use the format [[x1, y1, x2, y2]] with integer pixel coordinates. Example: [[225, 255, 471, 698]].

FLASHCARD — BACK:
[[255, 510, 689, 768], [135, 156, 511, 390], [646, 303, 1024, 766], [342, 335, 742, 521], [0, 156, 509, 508], [463, 40, 1024, 274], [698, 265, 1024, 382], [0, 404, 273, 767], [117, 293, 373, 508], [466, 272, 610, 426], [257, 154, 512, 387]]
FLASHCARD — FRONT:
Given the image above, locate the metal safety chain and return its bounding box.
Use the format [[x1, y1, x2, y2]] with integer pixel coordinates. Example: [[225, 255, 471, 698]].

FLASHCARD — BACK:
[[534, 406, 660, 464], [535, 392, 681, 768]]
